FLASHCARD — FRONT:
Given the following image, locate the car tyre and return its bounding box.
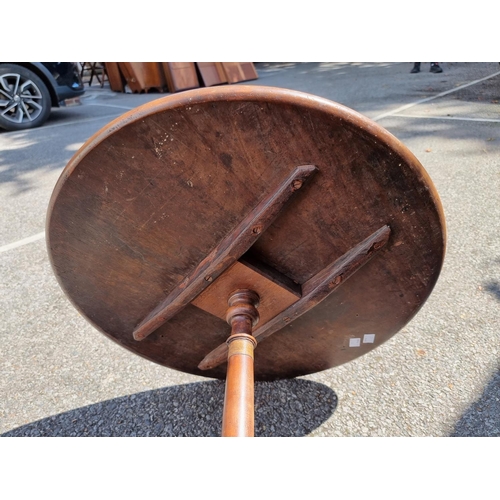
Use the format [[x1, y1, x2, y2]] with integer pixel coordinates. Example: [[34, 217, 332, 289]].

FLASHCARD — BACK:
[[0, 63, 52, 131]]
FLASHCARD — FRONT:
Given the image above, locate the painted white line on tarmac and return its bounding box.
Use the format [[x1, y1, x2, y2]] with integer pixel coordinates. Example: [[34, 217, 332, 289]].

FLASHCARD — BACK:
[[390, 114, 500, 123], [0, 232, 45, 253], [0, 114, 123, 135], [86, 103, 135, 110], [373, 70, 500, 121]]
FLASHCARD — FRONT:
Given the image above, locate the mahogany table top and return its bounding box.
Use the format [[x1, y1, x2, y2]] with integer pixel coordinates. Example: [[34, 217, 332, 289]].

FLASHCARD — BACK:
[[47, 86, 445, 381]]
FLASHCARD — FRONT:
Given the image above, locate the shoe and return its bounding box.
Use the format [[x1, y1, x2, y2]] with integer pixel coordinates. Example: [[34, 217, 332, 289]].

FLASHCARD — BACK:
[[411, 63, 421, 73], [430, 63, 443, 73]]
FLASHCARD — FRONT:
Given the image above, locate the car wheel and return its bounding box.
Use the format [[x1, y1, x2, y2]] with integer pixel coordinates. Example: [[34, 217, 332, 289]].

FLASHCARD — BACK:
[[0, 64, 52, 131]]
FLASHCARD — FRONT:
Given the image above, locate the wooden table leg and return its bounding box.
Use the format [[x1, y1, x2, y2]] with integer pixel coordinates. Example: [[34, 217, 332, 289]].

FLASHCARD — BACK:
[[222, 290, 259, 437]]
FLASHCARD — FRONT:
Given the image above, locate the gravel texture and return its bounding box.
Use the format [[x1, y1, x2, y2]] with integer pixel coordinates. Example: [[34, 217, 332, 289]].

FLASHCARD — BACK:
[[2, 379, 337, 437]]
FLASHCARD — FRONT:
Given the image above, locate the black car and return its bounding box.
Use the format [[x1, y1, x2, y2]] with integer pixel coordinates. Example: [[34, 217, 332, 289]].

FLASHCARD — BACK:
[[0, 62, 85, 131]]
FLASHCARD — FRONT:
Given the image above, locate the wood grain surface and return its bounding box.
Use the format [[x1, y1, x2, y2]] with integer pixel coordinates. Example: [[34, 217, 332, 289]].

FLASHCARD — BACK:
[[118, 63, 166, 93], [196, 62, 227, 86], [221, 290, 259, 436], [192, 260, 300, 326], [199, 225, 391, 370], [221, 63, 258, 84], [132, 164, 316, 340], [46, 85, 446, 381], [162, 63, 200, 93]]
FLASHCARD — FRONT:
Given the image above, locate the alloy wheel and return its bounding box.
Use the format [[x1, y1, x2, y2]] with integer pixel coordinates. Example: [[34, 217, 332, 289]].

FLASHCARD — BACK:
[[0, 73, 45, 125]]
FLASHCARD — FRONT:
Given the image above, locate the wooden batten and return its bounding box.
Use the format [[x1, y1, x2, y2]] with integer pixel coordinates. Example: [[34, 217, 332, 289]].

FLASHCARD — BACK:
[[132, 165, 317, 341], [198, 225, 392, 371]]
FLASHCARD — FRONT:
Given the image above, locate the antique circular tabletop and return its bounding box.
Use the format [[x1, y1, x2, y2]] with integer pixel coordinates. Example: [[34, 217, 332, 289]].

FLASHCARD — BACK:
[[47, 85, 445, 381]]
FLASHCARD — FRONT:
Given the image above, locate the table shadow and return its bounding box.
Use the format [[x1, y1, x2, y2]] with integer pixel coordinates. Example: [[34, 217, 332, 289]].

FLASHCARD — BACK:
[[2, 379, 337, 437], [451, 369, 500, 437]]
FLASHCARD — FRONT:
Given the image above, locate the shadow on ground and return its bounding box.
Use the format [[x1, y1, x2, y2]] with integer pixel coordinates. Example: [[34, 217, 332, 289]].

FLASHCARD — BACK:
[[2, 379, 337, 437], [451, 369, 500, 436], [484, 281, 500, 301]]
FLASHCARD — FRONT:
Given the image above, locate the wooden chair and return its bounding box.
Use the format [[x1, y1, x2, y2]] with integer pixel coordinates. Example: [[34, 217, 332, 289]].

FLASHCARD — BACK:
[[80, 62, 108, 88]]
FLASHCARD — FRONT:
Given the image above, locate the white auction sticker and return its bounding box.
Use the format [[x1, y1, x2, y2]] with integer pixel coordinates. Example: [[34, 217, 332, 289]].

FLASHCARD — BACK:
[[363, 334, 376, 343], [349, 338, 361, 347]]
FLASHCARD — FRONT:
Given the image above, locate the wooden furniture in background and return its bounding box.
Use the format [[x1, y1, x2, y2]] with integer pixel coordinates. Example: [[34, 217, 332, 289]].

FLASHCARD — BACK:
[[104, 63, 125, 92], [162, 63, 200, 92], [98, 63, 258, 93], [46, 86, 445, 436], [118, 62, 167, 93], [221, 62, 258, 83], [196, 62, 228, 86]]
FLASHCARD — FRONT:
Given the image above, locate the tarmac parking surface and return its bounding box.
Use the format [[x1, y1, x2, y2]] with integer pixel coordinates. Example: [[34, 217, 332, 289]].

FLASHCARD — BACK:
[[1, 62, 499, 437]]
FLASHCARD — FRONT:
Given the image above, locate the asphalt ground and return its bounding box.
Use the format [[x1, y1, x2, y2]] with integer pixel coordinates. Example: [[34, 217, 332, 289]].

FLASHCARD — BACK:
[[1, 62, 499, 438]]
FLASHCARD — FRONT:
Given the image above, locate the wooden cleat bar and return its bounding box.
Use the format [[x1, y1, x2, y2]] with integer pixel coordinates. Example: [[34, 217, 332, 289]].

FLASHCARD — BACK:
[[198, 224, 391, 371], [133, 165, 317, 341]]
